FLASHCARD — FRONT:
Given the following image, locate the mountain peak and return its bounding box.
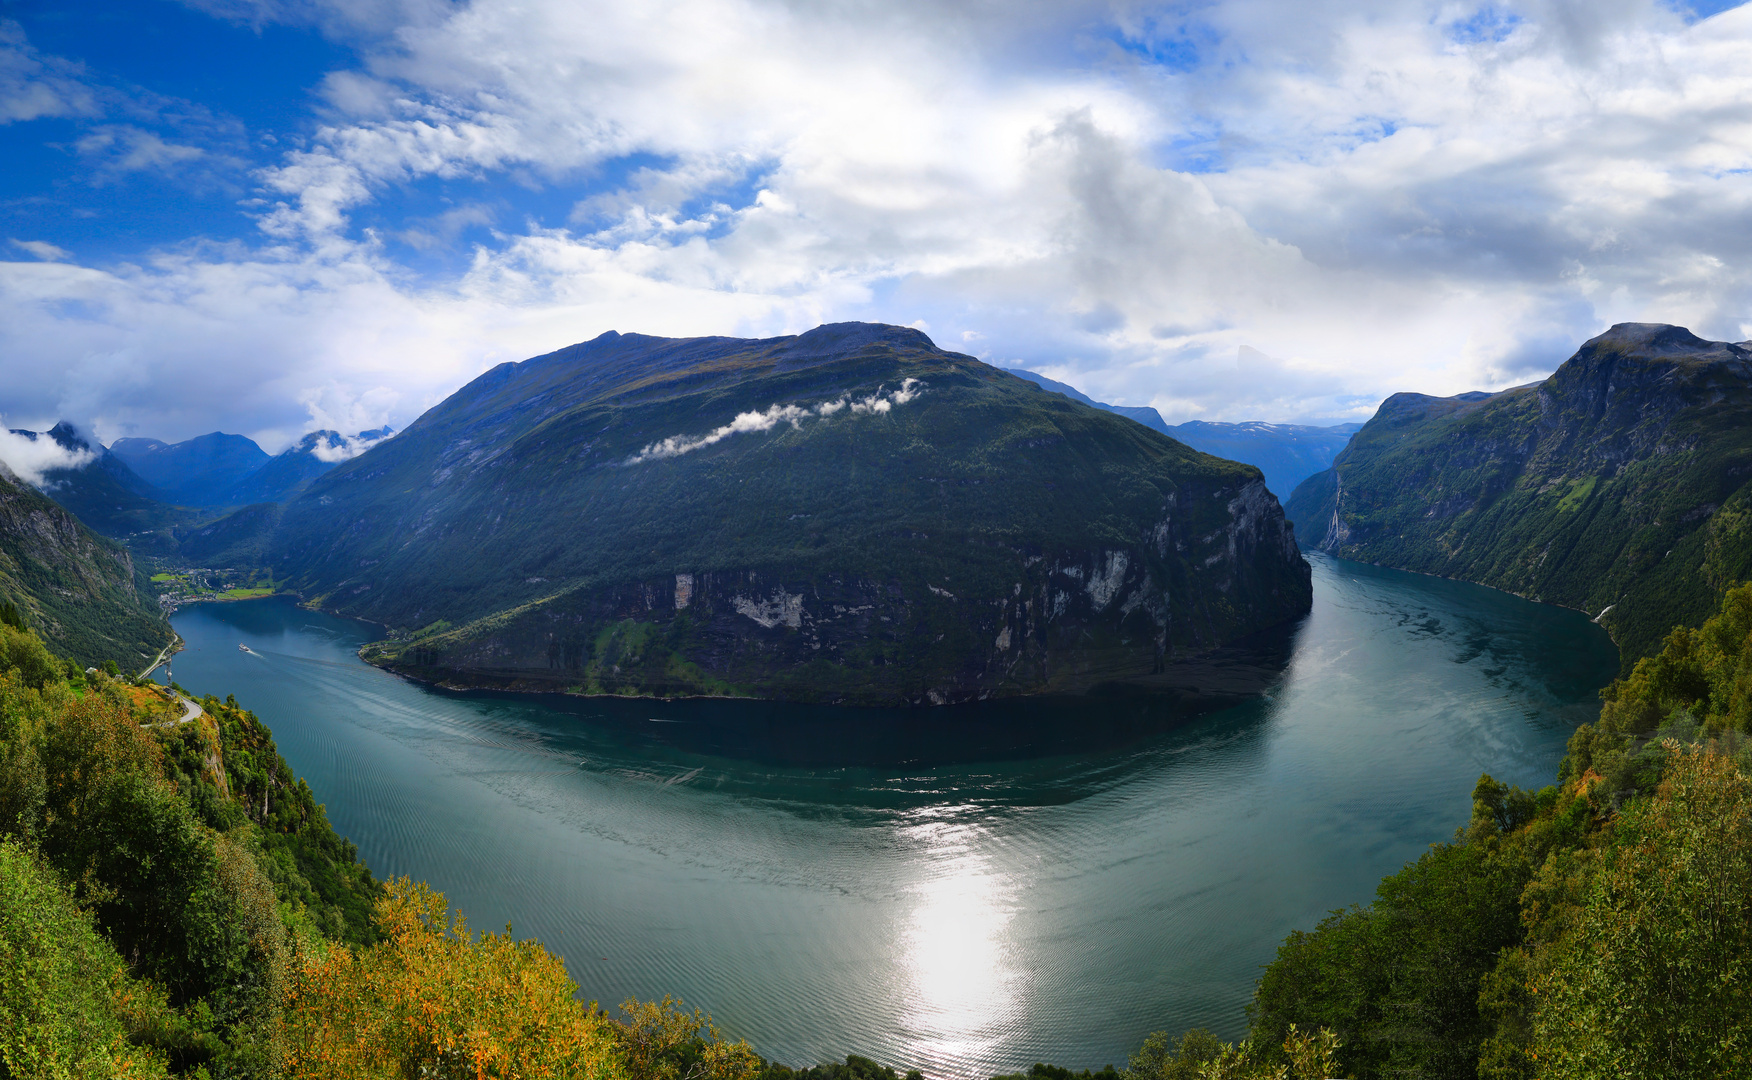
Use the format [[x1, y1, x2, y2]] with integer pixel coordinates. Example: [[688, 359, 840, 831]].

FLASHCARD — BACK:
[[1583, 322, 1750, 361], [776, 322, 938, 361]]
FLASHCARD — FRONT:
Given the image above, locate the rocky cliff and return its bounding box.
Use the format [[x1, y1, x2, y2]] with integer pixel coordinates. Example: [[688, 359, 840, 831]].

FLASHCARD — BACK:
[[255, 322, 1310, 705], [1285, 323, 1752, 667]]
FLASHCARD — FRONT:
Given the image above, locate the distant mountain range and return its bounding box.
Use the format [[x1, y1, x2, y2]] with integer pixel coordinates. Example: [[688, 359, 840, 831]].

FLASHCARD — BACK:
[[1003, 369, 1360, 498], [0, 423, 395, 563], [109, 426, 394, 510], [1285, 323, 1752, 667], [200, 322, 1314, 705]]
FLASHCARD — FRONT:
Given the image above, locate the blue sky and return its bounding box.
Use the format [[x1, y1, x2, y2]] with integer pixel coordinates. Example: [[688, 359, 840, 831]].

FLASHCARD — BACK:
[[3, 0, 1751, 449]]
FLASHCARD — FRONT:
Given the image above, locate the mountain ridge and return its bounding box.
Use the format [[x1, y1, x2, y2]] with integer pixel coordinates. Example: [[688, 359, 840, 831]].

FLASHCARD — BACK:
[[1285, 322, 1752, 666]]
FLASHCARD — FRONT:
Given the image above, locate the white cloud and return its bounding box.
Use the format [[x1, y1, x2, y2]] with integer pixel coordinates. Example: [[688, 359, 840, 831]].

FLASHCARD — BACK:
[[0, 21, 97, 124], [9, 239, 69, 261], [307, 427, 393, 463], [0, 426, 96, 487], [5, 0, 1752, 440], [628, 380, 924, 463]]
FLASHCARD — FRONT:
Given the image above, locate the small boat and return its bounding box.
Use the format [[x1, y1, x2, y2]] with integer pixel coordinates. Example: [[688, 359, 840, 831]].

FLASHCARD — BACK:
[[238, 644, 253, 654]]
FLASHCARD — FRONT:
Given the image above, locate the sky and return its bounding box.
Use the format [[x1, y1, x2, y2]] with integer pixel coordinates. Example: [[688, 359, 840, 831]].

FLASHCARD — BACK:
[[2, 0, 1751, 451]]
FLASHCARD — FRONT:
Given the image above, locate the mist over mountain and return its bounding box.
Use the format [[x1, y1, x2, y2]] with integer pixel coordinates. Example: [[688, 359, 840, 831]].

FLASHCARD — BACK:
[[3, 423, 190, 544], [216, 428, 394, 507], [1005, 368, 1361, 498], [1286, 323, 1752, 667]]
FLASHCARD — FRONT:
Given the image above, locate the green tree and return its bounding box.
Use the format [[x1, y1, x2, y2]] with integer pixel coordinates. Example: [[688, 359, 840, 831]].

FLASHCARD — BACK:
[[0, 838, 172, 1078], [1534, 744, 1752, 1077]]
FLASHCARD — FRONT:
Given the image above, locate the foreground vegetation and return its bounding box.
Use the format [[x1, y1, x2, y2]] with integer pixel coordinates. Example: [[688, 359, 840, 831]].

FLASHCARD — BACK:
[[9, 578, 1752, 1076]]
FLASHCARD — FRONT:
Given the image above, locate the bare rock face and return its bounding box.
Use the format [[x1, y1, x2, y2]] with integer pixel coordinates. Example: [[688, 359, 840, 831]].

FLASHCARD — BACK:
[[259, 322, 1310, 705]]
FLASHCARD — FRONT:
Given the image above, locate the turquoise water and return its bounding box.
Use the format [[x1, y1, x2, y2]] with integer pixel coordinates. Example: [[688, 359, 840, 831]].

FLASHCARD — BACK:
[[163, 553, 1616, 1077]]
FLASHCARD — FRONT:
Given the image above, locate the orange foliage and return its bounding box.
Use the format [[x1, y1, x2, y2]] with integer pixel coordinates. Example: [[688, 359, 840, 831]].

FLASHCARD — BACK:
[[282, 877, 624, 1080]]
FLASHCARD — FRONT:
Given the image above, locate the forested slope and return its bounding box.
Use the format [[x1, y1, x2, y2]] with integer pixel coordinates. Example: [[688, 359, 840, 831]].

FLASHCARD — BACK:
[[0, 464, 172, 671], [1286, 323, 1752, 667]]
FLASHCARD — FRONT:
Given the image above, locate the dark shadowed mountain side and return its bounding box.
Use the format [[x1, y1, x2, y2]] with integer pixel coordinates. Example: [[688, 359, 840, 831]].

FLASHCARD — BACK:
[[251, 323, 1311, 706], [1004, 369, 1361, 497], [0, 464, 172, 669], [1284, 322, 1752, 669], [10, 423, 193, 548], [111, 431, 269, 506], [216, 428, 393, 506]]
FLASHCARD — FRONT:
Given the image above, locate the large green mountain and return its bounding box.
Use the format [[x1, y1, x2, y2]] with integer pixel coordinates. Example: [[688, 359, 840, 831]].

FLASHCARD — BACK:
[[1284, 322, 1752, 667], [254, 323, 1311, 705], [0, 464, 172, 671]]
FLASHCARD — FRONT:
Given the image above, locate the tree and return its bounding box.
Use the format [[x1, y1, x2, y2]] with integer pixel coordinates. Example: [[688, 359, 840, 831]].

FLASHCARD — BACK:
[[283, 877, 625, 1080], [1534, 744, 1752, 1077]]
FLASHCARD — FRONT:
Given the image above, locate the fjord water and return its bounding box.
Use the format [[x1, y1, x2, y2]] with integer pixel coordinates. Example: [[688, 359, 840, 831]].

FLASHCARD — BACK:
[[164, 553, 1615, 1077]]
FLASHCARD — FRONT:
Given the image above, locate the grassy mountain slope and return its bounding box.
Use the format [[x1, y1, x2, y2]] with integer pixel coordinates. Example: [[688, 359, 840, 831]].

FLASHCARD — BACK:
[[1285, 323, 1752, 667], [0, 465, 172, 670], [262, 323, 1311, 705]]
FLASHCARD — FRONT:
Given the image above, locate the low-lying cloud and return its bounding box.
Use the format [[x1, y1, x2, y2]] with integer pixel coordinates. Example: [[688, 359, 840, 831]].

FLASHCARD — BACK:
[[0, 426, 96, 488], [308, 427, 394, 464], [627, 380, 923, 464]]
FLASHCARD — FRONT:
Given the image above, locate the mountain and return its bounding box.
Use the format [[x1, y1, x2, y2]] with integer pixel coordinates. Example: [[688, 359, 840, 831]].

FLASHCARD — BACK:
[[1005, 368, 1361, 496], [248, 323, 1311, 705], [1284, 322, 1752, 667], [0, 462, 172, 670], [1003, 368, 1176, 435], [8, 423, 191, 544], [110, 431, 269, 506], [216, 428, 394, 506], [1160, 421, 1362, 500]]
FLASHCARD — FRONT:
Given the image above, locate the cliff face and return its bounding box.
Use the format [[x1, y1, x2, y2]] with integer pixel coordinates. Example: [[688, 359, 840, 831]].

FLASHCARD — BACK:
[[1284, 323, 1752, 667], [258, 322, 1310, 705], [0, 467, 172, 670]]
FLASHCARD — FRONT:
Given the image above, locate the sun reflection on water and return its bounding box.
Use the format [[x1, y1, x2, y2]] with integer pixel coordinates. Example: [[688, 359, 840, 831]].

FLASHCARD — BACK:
[[896, 808, 1022, 1074]]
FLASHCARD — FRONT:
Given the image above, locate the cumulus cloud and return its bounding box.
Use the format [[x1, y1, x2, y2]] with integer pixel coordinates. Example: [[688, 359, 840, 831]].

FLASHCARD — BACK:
[[0, 426, 96, 487], [5, 0, 1752, 441], [628, 380, 924, 463]]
